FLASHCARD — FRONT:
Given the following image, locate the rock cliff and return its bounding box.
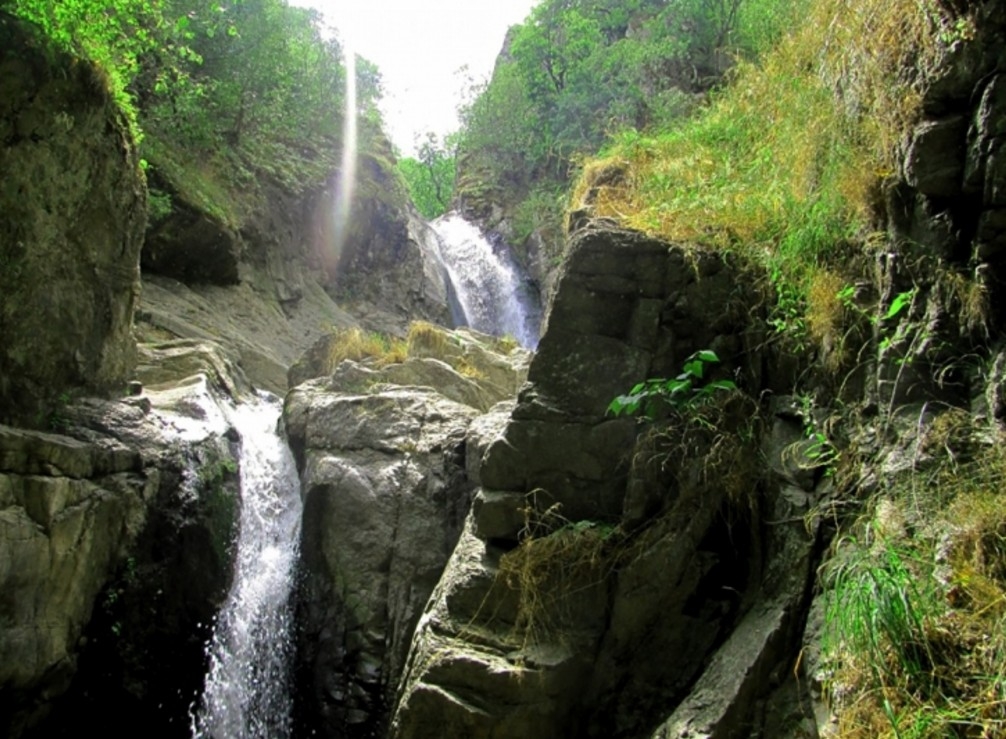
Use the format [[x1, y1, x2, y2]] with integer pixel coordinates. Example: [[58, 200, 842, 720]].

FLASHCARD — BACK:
[[139, 135, 452, 395], [388, 226, 817, 739], [0, 13, 145, 427], [1, 341, 252, 737], [2, 2, 1005, 737], [383, 4, 1006, 736]]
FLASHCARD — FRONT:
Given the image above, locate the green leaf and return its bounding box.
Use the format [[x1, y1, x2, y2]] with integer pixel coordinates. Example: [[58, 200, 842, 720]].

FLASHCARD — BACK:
[[704, 379, 737, 392], [682, 359, 704, 379], [696, 350, 720, 363], [665, 378, 691, 396], [884, 290, 914, 320]]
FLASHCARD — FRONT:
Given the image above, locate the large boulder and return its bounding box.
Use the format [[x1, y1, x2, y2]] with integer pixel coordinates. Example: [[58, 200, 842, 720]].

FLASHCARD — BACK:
[[286, 379, 478, 738], [390, 224, 822, 738], [285, 324, 531, 737], [0, 14, 145, 425], [480, 224, 765, 528], [288, 323, 531, 408]]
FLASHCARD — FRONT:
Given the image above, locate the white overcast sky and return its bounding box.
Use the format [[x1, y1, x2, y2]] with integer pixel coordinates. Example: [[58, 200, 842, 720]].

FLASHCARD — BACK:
[[292, 0, 537, 155]]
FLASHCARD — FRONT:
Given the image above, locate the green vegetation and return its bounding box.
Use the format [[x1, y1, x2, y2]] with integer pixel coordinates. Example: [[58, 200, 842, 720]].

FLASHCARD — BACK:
[[198, 444, 240, 565], [8, 0, 386, 222], [534, 1, 993, 733], [397, 133, 457, 219], [607, 350, 737, 418], [7, 0, 165, 137], [572, 0, 966, 349], [823, 440, 1006, 737], [456, 0, 798, 240]]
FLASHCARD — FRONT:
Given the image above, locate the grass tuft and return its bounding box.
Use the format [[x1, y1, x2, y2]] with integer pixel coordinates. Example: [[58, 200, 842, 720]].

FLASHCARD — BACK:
[[497, 498, 619, 650], [406, 320, 450, 358], [323, 327, 407, 371], [823, 440, 1006, 738]]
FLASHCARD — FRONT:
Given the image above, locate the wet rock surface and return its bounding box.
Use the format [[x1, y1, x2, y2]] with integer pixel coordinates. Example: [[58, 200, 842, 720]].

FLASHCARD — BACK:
[[1, 341, 251, 738]]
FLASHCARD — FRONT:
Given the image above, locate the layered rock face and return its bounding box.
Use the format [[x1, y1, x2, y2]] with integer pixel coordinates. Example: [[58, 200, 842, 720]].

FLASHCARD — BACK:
[[139, 142, 453, 395], [0, 14, 145, 425], [0, 423, 150, 735], [286, 328, 530, 738], [0, 342, 254, 738], [324, 153, 453, 336]]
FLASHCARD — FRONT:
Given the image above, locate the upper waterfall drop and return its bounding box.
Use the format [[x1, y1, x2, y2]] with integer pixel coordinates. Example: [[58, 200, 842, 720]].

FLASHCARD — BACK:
[[430, 213, 542, 349]]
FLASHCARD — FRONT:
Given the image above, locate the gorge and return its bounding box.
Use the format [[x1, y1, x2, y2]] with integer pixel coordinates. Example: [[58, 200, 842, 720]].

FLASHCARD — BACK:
[[3, 1, 1006, 738]]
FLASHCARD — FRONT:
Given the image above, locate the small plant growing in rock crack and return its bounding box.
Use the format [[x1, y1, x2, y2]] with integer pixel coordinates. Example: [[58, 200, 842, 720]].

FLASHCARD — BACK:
[[607, 350, 737, 418], [45, 391, 74, 432], [102, 556, 138, 637], [878, 289, 916, 359], [789, 395, 840, 476], [837, 285, 916, 356]]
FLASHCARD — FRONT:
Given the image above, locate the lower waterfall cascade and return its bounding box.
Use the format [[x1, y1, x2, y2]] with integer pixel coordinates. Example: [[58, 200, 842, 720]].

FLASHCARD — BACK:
[[430, 213, 542, 349], [191, 393, 303, 739]]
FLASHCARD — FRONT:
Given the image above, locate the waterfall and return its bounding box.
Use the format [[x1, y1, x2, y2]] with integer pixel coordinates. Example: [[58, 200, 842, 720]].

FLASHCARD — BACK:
[[191, 392, 303, 739], [430, 213, 542, 349]]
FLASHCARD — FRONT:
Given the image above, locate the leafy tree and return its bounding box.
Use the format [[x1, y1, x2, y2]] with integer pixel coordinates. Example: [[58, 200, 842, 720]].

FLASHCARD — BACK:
[[456, 0, 780, 223], [7, 0, 390, 219], [398, 132, 457, 219], [6, 0, 166, 134]]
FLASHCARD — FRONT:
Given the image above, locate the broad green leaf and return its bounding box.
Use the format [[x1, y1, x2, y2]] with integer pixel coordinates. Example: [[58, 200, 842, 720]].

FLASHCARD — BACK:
[[704, 379, 737, 392], [682, 359, 704, 379], [884, 290, 914, 320]]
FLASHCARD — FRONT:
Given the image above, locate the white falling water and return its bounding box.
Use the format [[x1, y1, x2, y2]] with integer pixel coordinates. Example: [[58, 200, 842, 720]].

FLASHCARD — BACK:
[[430, 213, 541, 349], [191, 393, 303, 739]]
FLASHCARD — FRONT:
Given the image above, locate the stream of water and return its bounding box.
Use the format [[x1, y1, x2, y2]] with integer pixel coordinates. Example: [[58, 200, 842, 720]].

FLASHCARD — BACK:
[[188, 214, 536, 736], [431, 213, 542, 349], [191, 393, 303, 739]]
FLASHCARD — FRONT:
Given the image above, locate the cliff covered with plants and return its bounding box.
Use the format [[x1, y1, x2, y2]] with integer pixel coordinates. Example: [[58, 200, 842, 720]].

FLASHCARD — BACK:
[[3, 0, 1006, 735], [444, 0, 797, 298], [370, 0, 1006, 737], [4, 0, 450, 395], [454, 0, 1005, 734]]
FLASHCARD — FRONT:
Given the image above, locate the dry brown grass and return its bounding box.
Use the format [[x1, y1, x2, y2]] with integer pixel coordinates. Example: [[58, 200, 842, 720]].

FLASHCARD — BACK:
[[406, 320, 450, 358], [936, 268, 991, 338], [496, 496, 619, 649], [324, 327, 407, 370], [571, 0, 970, 348]]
